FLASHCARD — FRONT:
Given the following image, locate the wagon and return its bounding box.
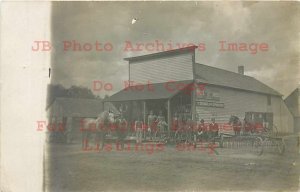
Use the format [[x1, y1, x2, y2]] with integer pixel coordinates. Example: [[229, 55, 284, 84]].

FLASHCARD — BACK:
[[219, 124, 287, 156]]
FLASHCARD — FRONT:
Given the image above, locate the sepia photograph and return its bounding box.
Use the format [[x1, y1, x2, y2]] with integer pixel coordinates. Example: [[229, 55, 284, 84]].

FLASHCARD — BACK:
[[1, 1, 300, 192]]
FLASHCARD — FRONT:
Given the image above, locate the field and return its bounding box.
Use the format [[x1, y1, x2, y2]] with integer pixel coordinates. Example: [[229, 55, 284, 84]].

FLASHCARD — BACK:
[[45, 139, 300, 192]]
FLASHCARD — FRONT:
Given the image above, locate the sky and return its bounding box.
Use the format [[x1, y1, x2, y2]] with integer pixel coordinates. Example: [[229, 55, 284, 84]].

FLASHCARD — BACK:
[[51, 1, 299, 98]]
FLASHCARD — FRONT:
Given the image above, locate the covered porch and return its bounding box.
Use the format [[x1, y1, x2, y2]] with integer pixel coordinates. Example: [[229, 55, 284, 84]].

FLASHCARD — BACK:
[[104, 80, 195, 133]]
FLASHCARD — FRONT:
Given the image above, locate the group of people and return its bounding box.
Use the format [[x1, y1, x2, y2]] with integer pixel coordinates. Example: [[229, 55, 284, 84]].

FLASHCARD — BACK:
[[135, 110, 168, 143], [134, 111, 221, 143], [114, 110, 270, 143], [172, 115, 220, 142], [80, 109, 270, 149], [242, 118, 269, 134], [229, 115, 270, 136]]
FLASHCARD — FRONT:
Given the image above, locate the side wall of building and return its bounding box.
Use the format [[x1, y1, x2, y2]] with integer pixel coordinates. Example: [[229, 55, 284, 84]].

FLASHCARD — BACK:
[[195, 85, 294, 133], [294, 117, 300, 133], [271, 97, 294, 133], [284, 89, 300, 117], [284, 89, 300, 133]]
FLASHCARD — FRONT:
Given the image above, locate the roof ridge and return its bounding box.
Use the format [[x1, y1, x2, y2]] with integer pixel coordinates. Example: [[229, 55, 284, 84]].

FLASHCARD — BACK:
[[246, 76, 282, 95], [126, 79, 193, 88], [195, 63, 252, 78], [195, 63, 281, 96], [55, 97, 102, 101]]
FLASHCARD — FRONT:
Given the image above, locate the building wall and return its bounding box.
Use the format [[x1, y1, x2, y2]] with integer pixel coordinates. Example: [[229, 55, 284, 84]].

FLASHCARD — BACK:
[[294, 117, 300, 133], [271, 97, 294, 133], [284, 89, 300, 133], [284, 88, 300, 117], [129, 52, 194, 84], [195, 85, 294, 133]]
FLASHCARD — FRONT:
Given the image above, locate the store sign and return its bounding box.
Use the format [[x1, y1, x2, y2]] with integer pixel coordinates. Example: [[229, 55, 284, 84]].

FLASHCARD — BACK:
[[196, 90, 220, 101], [196, 101, 224, 108]]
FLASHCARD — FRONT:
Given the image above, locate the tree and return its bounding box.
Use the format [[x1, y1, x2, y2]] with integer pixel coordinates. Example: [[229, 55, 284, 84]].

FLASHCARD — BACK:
[[67, 85, 95, 99], [47, 84, 97, 107]]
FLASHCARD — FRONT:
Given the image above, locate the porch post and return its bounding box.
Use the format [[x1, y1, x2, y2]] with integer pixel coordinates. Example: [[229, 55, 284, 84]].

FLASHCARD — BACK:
[[143, 101, 147, 124], [191, 82, 196, 121], [167, 99, 171, 135]]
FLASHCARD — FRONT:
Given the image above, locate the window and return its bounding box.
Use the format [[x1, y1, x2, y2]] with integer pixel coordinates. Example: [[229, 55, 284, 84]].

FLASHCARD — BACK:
[[267, 95, 271, 106]]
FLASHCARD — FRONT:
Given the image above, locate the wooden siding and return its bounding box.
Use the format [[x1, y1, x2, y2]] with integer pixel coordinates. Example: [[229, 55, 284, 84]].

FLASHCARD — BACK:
[[194, 85, 294, 133], [284, 88, 300, 117], [129, 52, 193, 84]]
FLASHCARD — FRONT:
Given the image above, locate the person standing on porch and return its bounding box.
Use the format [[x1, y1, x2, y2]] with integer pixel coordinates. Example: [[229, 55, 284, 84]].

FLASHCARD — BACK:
[[135, 116, 143, 144], [171, 112, 179, 138], [157, 111, 165, 122]]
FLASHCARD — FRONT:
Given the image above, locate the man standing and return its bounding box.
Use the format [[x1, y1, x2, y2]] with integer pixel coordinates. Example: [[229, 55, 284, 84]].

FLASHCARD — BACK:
[[157, 111, 165, 122], [209, 118, 219, 140], [197, 119, 207, 141], [186, 117, 193, 143], [120, 116, 128, 149], [147, 110, 156, 140], [171, 113, 179, 138], [135, 116, 143, 144]]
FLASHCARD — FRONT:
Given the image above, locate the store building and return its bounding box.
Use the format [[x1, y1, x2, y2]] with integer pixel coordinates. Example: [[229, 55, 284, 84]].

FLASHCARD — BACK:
[[105, 46, 294, 134]]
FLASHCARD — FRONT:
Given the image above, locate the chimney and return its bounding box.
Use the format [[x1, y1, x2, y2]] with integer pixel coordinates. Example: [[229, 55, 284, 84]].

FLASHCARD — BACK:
[[238, 66, 244, 75]]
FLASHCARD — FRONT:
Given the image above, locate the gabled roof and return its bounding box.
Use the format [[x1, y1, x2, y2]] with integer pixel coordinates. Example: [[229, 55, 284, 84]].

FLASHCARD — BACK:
[[195, 63, 282, 96], [105, 80, 193, 102]]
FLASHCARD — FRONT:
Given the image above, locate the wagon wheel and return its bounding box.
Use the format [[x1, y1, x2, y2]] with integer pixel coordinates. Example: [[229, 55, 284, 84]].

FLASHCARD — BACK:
[[162, 132, 169, 144], [156, 131, 167, 144], [252, 136, 264, 156], [182, 132, 189, 144], [153, 131, 160, 142], [174, 131, 187, 144], [174, 131, 181, 144], [276, 139, 285, 155]]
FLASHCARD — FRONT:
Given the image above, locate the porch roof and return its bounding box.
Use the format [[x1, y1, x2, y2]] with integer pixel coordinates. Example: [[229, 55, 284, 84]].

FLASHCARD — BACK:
[[105, 80, 193, 102]]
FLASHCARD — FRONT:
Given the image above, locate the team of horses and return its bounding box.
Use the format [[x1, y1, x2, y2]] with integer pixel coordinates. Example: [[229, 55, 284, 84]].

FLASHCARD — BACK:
[[228, 115, 270, 136], [81, 111, 127, 149], [81, 111, 170, 148]]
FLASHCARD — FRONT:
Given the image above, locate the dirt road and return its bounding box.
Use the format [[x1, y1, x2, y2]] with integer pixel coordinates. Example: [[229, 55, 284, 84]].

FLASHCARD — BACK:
[[45, 141, 299, 191]]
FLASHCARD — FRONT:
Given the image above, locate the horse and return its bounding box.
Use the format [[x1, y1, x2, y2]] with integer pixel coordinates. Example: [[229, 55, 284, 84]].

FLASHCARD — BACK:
[[81, 111, 115, 150], [244, 119, 255, 134], [229, 115, 242, 136]]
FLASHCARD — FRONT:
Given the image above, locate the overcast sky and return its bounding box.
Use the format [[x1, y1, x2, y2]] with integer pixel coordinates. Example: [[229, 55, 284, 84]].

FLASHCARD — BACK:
[[51, 1, 299, 98]]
